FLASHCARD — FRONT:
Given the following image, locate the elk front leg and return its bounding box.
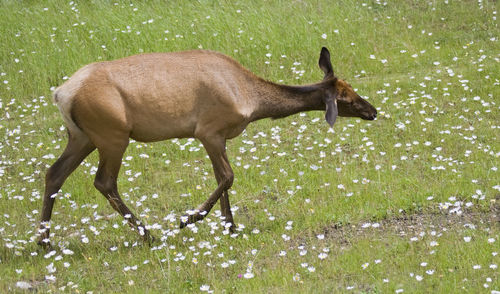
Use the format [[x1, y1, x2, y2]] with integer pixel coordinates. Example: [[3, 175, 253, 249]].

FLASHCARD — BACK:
[[219, 151, 235, 232], [180, 136, 234, 230], [220, 190, 235, 233], [93, 140, 154, 245]]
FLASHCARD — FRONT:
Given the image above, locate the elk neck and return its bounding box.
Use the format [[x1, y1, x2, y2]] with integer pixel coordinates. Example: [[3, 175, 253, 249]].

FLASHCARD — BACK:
[[249, 78, 327, 122]]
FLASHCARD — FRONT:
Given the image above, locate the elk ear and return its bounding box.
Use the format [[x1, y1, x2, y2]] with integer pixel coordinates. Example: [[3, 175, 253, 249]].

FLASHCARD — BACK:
[[319, 47, 334, 79], [324, 94, 338, 127]]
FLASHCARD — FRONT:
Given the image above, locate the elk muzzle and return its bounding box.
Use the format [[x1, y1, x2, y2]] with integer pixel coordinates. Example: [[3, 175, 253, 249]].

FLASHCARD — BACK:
[[355, 96, 377, 120]]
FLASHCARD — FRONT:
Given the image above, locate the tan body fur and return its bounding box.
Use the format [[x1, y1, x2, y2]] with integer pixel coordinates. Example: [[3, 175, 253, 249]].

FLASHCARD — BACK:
[[56, 51, 258, 142]]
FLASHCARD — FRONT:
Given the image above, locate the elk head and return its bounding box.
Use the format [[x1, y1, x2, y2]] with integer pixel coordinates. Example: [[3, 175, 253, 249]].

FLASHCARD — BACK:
[[318, 47, 377, 127]]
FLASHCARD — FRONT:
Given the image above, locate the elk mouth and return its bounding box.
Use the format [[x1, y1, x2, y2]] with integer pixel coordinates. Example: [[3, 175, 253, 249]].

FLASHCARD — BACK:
[[362, 113, 377, 120], [361, 111, 377, 120]]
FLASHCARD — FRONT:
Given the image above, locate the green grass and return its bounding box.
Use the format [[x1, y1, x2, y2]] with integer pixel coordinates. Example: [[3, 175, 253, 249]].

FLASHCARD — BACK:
[[1, 0, 499, 292]]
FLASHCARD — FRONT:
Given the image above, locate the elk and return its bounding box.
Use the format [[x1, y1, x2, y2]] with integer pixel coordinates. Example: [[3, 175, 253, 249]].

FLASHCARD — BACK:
[[37, 47, 377, 247]]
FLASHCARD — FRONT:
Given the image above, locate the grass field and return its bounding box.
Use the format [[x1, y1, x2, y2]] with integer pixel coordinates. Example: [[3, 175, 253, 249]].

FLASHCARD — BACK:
[[1, 0, 499, 292]]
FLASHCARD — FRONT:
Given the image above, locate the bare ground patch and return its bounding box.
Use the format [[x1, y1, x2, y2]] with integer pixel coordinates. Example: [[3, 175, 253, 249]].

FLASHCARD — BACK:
[[295, 200, 499, 247]]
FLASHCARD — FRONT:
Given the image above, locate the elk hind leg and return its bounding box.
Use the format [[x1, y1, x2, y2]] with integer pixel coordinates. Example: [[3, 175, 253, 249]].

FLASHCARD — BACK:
[[38, 132, 95, 247]]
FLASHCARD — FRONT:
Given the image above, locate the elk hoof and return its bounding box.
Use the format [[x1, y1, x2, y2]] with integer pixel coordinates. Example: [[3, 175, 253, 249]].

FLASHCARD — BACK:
[[142, 232, 155, 246], [221, 220, 235, 234], [36, 225, 52, 249], [179, 213, 204, 229], [179, 219, 187, 229], [137, 226, 155, 246], [179, 215, 192, 229], [37, 238, 53, 250]]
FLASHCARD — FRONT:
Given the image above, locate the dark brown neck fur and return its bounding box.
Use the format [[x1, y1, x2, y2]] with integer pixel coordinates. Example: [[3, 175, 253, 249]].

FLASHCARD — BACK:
[[250, 79, 326, 122]]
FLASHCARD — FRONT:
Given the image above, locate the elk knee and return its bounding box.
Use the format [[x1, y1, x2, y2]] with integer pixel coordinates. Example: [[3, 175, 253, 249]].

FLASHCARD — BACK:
[[222, 173, 234, 190], [93, 177, 113, 195]]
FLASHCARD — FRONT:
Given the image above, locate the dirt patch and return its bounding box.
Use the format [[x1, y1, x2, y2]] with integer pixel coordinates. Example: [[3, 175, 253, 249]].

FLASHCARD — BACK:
[[294, 204, 499, 247]]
